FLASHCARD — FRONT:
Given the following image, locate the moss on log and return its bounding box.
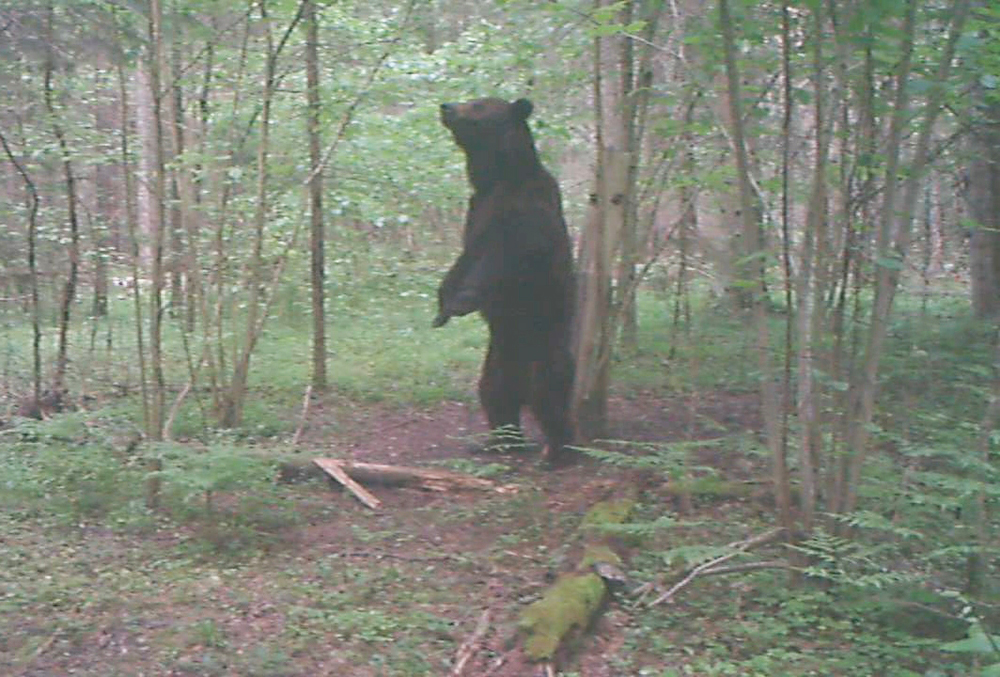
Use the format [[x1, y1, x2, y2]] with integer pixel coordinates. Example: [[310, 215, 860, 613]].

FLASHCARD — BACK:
[[519, 572, 606, 661], [517, 494, 636, 663]]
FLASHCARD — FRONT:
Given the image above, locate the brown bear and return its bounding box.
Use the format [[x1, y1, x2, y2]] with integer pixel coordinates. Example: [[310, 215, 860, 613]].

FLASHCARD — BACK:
[[433, 97, 575, 464]]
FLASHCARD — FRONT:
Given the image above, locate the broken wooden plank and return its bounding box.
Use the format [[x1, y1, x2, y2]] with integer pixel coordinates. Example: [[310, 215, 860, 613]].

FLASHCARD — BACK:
[[337, 461, 504, 492], [313, 458, 383, 509], [291, 458, 515, 494]]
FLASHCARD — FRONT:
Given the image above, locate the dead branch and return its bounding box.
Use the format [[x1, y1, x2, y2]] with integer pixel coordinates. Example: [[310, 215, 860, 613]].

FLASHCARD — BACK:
[[306, 458, 516, 494], [648, 527, 786, 606], [313, 458, 382, 509], [451, 609, 491, 677], [163, 380, 192, 443], [291, 384, 313, 447], [700, 560, 790, 576]]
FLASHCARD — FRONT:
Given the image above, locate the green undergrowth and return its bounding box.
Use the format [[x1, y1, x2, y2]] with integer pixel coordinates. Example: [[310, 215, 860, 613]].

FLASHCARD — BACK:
[[0, 277, 996, 675]]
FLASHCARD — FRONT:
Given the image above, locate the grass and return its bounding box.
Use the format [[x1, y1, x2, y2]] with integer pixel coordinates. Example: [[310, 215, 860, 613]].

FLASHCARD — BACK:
[[0, 263, 996, 675]]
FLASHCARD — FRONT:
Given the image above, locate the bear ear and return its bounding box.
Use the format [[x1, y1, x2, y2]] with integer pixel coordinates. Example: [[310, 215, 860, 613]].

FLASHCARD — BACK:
[[513, 98, 533, 121]]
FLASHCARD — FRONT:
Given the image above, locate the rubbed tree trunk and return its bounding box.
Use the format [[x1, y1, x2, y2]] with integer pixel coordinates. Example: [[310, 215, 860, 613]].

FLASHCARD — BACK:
[[572, 1, 625, 439]]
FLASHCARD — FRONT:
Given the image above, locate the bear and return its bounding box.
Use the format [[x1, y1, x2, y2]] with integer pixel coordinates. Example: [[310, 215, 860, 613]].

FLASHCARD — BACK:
[[433, 97, 576, 465]]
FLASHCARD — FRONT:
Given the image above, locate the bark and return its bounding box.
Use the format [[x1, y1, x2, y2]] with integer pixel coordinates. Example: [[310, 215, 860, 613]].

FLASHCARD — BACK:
[[840, 0, 970, 516], [220, 0, 278, 427], [794, 3, 834, 533], [572, 0, 627, 438], [43, 2, 81, 398], [828, 14, 877, 515], [968, 326, 1000, 594], [220, 0, 308, 426], [775, 0, 794, 534], [148, 0, 168, 441], [0, 130, 42, 402], [718, 0, 784, 531], [305, 0, 327, 392], [166, 15, 204, 337], [117, 56, 151, 435], [92, 76, 112, 320], [167, 30, 185, 322], [967, 101, 1000, 319]]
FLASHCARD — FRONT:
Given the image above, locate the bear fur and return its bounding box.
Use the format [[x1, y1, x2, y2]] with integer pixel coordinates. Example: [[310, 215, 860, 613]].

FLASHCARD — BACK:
[[433, 97, 575, 464]]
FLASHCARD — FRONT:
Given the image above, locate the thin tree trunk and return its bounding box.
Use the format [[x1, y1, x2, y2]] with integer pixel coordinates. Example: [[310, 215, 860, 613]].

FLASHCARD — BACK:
[[775, 0, 794, 535], [305, 0, 327, 392], [43, 3, 80, 400], [718, 0, 784, 531], [117, 56, 151, 435], [794, 4, 833, 533], [0, 130, 42, 403], [221, 0, 308, 426], [148, 0, 168, 442], [828, 16, 877, 516], [167, 24, 185, 321], [841, 0, 970, 516], [967, 100, 1000, 319], [968, 325, 999, 594]]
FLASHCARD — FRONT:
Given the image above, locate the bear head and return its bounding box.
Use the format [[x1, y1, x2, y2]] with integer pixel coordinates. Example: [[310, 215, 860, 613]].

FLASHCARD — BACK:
[[439, 98, 538, 189]]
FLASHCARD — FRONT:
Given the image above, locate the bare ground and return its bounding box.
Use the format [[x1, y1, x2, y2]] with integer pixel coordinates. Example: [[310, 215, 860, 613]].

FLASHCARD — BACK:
[[2, 389, 770, 677]]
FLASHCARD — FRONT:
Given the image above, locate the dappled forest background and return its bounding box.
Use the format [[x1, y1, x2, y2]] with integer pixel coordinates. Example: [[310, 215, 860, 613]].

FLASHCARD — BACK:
[[1, 0, 1000, 675]]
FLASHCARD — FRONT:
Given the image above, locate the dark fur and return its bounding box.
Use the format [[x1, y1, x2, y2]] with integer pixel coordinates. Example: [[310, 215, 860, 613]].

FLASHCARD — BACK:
[[434, 98, 575, 463]]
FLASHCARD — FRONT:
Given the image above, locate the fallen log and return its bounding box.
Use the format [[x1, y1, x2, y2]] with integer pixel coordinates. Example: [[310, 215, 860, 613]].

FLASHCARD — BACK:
[[331, 460, 508, 493], [277, 458, 516, 496], [517, 493, 637, 666], [313, 458, 382, 509]]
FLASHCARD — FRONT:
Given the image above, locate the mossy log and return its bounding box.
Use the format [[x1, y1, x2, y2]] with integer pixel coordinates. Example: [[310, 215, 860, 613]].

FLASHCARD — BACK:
[[519, 571, 606, 661], [517, 494, 635, 664]]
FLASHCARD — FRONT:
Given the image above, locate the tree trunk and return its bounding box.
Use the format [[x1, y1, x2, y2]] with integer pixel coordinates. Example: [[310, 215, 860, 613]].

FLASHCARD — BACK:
[[967, 101, 1000, 319], [572, 1, 626, 439], [148, 0, 168, 441], [775, 0, 794, 535], [839, 0, 969, 517], [718, 0, 785, 535], [0, 130, 42, 403], [117, 55, 151, 436], [43, 2, 80, 399], [305, 0, 328, 392]]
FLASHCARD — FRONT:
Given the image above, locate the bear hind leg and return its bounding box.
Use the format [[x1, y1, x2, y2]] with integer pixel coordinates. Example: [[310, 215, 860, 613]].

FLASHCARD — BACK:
[[529, 350, 575, 466], [478, 347, 529, 452]]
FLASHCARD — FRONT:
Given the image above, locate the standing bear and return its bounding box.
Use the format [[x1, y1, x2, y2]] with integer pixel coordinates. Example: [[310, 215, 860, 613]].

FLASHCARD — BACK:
[[433, 97, 575, 465]]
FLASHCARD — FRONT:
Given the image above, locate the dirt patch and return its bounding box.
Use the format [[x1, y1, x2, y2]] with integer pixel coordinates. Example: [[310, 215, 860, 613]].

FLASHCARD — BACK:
[[3, 389, 766, 677]]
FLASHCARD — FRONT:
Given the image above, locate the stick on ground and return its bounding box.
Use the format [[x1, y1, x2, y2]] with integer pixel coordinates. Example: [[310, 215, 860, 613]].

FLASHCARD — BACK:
[[451, 609, 491, 676], [313, 458, 382, 509]]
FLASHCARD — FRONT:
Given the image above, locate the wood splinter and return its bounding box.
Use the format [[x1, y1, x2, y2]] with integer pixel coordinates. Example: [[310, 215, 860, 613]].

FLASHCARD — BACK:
[[311, 458, 516, 510], [313, 458, 382, 509]]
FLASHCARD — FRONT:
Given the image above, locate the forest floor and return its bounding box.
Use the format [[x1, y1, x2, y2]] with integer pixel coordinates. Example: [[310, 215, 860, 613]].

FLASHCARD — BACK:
[[3, 388, 783, 677]]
